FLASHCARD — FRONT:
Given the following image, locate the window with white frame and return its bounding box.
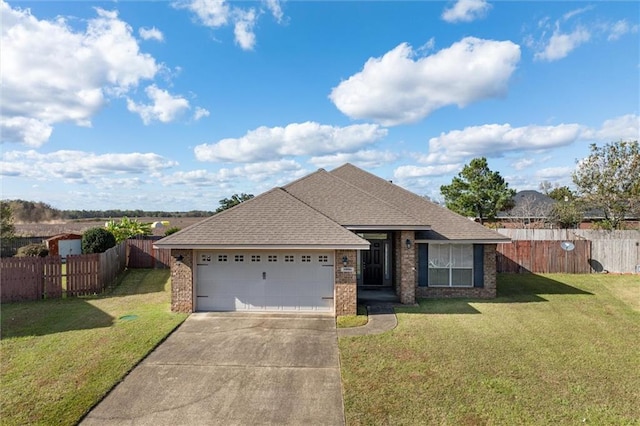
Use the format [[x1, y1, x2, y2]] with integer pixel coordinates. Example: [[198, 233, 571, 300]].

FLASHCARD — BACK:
[[428, 244, 473, 287]]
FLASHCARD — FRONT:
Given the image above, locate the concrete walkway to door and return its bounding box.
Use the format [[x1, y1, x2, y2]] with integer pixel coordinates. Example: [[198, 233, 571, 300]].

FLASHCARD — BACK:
[[337, 304, 398, 337], [81, 313, 344, 426]]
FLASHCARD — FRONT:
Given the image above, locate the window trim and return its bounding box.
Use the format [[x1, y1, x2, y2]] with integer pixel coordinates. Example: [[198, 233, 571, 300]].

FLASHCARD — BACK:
[[427, 243, 474, 288]]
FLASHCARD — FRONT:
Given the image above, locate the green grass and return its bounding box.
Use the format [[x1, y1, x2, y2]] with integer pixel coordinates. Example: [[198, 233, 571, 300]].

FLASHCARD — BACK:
[[1, 269, 188, 426], [337, 305, 369, 328], [339, 274, 640, 425]]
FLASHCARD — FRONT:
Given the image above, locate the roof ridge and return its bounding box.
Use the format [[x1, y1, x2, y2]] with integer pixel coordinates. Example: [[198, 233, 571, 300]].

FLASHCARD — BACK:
[[158, 187, 281, 242], [329, 164, 438, 221], [280, 174, 370, 229], [274, 187, 366, 236], [327, 168, 429, 225], [330, 164, 509, 240], [156, 186, 370, 247], [281, 167, 325, 189]]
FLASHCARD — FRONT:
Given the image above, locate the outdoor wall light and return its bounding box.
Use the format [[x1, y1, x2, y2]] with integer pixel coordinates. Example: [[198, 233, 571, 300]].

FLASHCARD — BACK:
[[174, 254, 184, 263], [342, 255, 349, 266], [405, 239, 412, 249]]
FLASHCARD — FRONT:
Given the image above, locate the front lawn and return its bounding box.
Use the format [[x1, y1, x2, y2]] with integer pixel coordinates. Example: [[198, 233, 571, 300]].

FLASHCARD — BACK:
[[339, 274, 640, 425], [1, 269, 188, 426], [337, 304, 369, 328]]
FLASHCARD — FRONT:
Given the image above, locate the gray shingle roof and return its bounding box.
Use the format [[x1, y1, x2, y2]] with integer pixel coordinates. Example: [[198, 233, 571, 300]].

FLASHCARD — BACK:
[[497, 190, 555, 219], [155, 187, 369, 248], [283, 169, 427, 229], [156, 163, 509, 249], [330, 164, 509, 242]]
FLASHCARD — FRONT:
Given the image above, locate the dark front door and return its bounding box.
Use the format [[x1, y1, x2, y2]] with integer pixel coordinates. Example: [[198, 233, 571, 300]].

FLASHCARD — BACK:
[[362, 241, 383, 285]]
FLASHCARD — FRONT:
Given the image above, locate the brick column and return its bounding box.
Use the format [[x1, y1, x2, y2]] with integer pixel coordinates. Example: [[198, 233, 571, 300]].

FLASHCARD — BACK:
[[483, 244, 497, 298], [399, 230, 416, 304], [171, 249, 193, 313], [334, 249, 357, 316]]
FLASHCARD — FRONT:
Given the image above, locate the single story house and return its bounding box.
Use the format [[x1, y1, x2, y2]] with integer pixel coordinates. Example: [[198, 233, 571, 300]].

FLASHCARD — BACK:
[[496, 190, 556, 228], [155, 164, 510, 316]]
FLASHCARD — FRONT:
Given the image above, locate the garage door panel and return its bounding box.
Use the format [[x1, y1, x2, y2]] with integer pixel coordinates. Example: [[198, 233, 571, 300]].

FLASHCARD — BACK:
[[196, 251, 334, 313]]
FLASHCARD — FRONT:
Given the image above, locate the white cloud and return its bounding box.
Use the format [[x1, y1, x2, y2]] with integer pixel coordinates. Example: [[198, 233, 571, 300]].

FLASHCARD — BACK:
[[581, 114, 640, 141], [175, 0, 284, 50], [309, 150, 399, 169], [233, 8, 257, 50], [394, 164, 462, 179], [0, 150, 177, 183], [511, 157, 536, 171], [534, 27, 590, 61], [562, 6, 594, 21], [194, 107, 210, 121], [174, 0, 230, 27], [127, 85, 191, 124], [139, 27, 164, 41], [161, 160, 304, 188], [264, 0, 284, 23], [1, 2, 159, 146], [534, 166, 575, 180], [0, 117, 53, 147], [418, 114, 638, 167], [162, 169, 223, 187], [528, 9, 634, 61], [423, 122, 582, 164], [442, 0, 492, 23], [194, 122, 388, 162], [329, 37, 521, 126], [607, 19, 639, 41]]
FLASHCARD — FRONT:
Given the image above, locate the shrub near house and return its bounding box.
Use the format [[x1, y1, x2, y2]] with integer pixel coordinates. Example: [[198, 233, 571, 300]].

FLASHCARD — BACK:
[[15, 243, 49, 257], [82, 228, 116, 254]]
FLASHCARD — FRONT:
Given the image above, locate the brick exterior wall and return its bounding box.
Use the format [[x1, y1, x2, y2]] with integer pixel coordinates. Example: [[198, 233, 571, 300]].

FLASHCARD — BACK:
[[171, 249, 194, 313], [415, 244, 497, 299], [397, 230, 416, 304], [394, 233, 402, 297], [335, 249, 357, 315]]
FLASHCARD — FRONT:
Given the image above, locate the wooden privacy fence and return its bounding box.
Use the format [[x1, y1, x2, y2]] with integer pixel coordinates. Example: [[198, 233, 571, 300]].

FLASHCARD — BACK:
[[127, 238, 171, 269], [66, 243, 127, 296], [0, 242, 127, 302], [497, 229, 640, 273], [497, 240, 592, 274], [0, 256, 63, 302]]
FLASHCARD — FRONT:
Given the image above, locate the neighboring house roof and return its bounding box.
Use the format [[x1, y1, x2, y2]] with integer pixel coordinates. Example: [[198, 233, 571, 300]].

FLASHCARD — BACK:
[[155, 187, 369, 249], [283, 169, 428, 230], [156, 163, 509, 249], [330, 164, 509, 242], [45, 233, 82, 241], [497, 190, 639, 221], [497, 190, 555, 219]]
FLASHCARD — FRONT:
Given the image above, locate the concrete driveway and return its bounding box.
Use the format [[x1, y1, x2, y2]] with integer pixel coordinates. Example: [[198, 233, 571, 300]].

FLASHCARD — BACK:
[[81, 313, 344, 425]]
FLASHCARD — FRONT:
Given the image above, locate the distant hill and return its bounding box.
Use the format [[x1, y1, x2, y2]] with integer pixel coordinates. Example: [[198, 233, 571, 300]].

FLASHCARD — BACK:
[[3, 200, 62, 223]]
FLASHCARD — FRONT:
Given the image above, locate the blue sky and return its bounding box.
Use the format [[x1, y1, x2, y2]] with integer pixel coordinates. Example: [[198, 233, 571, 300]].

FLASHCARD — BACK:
[[1, 0, 638, 211]]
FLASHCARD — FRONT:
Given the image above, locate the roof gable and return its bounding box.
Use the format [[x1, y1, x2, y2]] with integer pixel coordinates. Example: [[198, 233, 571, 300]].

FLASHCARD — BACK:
[[155, 188, 369, 249], [330, 163, 509, 241], [283, 169, 427, 229]]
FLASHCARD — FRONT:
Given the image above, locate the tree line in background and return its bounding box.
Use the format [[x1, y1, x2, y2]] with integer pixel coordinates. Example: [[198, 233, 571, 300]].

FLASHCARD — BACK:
[[0, 200, 215, 224], [0, 193, 254, 256], [1, 193, 255, 226]]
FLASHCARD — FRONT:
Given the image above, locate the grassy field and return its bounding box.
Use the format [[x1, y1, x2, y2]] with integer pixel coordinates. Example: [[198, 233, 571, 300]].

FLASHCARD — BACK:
[[339, 274, 640, 425], [1, 269, 188, 426]]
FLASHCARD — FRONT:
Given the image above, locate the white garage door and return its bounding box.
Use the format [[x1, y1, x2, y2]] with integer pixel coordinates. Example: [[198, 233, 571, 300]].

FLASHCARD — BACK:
[[195, 251, 334, 313]]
